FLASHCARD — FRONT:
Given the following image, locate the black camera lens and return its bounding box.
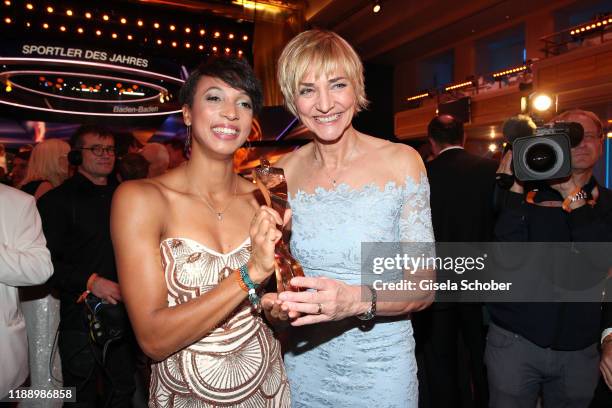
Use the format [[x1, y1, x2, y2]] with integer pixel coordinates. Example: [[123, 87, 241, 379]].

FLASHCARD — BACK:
[[526, 143, 557, 173]]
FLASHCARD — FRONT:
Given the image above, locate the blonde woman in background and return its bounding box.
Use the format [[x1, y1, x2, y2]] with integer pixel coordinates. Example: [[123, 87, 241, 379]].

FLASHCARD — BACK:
[[19, 138, 70, 408]]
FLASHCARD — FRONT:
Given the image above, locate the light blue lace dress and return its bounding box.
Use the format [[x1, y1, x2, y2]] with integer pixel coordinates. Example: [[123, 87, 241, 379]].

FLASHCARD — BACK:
[[284, 174, 434, 408]]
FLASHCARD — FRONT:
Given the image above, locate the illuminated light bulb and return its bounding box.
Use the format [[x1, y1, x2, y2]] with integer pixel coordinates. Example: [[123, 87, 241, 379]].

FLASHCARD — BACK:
[[103, 15, 109, 21], [137, 20, 143, 26], [66, 9, 73, 16], [96, 29, 102, 36], [154, 22, 159, 28], [238, 50, 243, 56], [77, 27, 83, 33], [199, 29, 205, 35], [60, 25, 66, 31], [4, 0, 10, 5], [214, 31, 220, 38], [242, 35, 248, 41], [597, 22, 601, 27], [43, 23, 49, 29], [488, 143, 498, 152], [85, 12, 91, 19], [185, 42, 190, 48], [373, 3, 381, 13], [5, 83, 11, 92], [127, 34, 133, 40], [532, 94, 552, 112], [120, 17, 127, 24], [570, 30, 575, 35], [156, 39, 162, 45], [4, 17, 10, 23], [47, 6, 53, 13], [229, 33, 234, 39], [171, 41, 177, 47], [26, 21, 30, 27], [198, 44, 203, 50], [185, 27, 190, 33], [112, 33, 117, 38], [169, 24, 175, 31], [212, 46, 218, 52], [225, 47, 230, 53], [26, 3, 33, 10]]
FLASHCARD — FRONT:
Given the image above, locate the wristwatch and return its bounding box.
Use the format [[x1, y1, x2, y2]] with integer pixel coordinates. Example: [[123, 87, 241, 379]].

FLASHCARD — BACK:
[[356, 285, 377, 321]]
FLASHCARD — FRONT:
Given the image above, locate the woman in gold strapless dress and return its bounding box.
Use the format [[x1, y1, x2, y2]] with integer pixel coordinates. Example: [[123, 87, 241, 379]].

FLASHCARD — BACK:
[[111, 57, 291, 407]]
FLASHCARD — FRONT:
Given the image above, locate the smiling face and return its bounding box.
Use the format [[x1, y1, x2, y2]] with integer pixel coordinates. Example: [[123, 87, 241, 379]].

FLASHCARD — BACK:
[[565, 113, 604, 172], [182, 76, 254, 157], [294, 70, 356, 142]]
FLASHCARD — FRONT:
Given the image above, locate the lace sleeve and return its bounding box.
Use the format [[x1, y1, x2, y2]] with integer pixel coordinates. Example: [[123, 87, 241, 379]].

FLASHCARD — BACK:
[[399, 173, 435, 243]]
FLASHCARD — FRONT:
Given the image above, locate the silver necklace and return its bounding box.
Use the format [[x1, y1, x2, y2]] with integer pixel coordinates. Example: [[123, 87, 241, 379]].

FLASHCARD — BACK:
[[193, 176, 238, 221], [313, 138, 358, 188]]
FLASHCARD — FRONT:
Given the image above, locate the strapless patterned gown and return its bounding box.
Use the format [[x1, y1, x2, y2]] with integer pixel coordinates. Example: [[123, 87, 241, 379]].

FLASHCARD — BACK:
[[149, 237, 291, 408], [284, 175, 434, 408]]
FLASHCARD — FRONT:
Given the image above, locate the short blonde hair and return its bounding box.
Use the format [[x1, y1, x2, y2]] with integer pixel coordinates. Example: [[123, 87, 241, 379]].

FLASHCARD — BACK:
[[21, 139, 70, 188], [277, 29, 368, 117], [554, 109, 604, 138]]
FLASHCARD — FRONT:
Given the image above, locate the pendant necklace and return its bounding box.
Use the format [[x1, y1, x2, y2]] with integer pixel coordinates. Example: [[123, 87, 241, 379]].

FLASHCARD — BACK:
[[313, 137, 358, 188], [193, 175, 238, 221]]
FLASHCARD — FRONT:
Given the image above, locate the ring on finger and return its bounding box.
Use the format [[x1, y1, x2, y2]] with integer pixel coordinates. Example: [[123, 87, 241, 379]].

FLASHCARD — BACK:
[[316, 303, 322, 315]]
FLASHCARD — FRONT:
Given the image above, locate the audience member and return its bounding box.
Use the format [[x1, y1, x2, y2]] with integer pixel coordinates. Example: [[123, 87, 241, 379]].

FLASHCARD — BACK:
[[117, 152, 150, 182], [0, 184, 53, 399], [141, 142, 169, 177], [37, 125, 135, 407], [415, 114, 496, 408], [163, 136, 187, 169], [19, 139, 71, 407], [10, 145, 33, 187]]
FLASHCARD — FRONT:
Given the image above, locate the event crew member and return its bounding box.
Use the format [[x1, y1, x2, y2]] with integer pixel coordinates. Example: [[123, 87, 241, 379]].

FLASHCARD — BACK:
[[488, 109, 612, 407], [37, 125, 135, 407]]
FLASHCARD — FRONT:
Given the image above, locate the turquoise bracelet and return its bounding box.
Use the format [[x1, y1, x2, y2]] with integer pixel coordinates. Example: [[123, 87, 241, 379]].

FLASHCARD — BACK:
[[239, 264, 261, 310]]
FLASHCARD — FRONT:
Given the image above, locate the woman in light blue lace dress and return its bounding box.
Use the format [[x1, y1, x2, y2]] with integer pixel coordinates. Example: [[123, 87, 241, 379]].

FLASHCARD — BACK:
[[271, 30, 435, 408]]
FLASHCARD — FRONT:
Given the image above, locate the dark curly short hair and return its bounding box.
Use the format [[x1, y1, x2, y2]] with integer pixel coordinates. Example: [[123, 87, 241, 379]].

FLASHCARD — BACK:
[[179, 57, 263, 115]]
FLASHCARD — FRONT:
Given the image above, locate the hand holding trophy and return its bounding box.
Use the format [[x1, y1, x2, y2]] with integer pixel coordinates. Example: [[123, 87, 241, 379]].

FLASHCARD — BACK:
[[252, 159, 305, 292]]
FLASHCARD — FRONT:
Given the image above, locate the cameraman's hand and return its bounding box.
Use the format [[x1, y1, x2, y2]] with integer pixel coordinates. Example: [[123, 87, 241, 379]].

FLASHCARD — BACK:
[[549, 176, 579, 199], [497, 151, 524, 194], [248, 206, 284, 284], [91, 276, 122, 304]]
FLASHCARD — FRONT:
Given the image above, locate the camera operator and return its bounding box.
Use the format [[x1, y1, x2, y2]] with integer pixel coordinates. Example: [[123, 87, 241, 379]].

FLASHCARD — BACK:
[[37, 125, 136, 407], [488, 109, 612, 407]]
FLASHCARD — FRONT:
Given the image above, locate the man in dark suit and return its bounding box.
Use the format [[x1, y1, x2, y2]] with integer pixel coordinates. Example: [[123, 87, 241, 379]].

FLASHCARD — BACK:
[[416, 114, 497, 408]]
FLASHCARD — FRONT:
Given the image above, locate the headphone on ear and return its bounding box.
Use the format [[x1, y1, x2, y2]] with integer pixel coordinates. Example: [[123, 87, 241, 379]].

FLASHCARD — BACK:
[[67, 149, 82, 166]]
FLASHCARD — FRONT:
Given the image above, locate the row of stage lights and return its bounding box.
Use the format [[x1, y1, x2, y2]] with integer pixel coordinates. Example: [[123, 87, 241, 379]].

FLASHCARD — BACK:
[[570, 16, 612, 36], [3, 18, 244, 55], [2, 1, 249, 41], [406, 64, 529, 102]]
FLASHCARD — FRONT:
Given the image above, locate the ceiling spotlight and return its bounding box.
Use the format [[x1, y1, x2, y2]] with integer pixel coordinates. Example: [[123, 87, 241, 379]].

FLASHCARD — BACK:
[[85, 12, 91, 19], [373, 1, 381, 13], [5, 82, 12, 92], [137, 20, 143, 26], [229, 33, 234, 39], [4, 17, 10, 23], [200, 29, 205, 35], [185, 27, 191, 33], [66, 9, 73, 16], [4, 1, 10, 6], [238, 50, 243, 56], [112, 33, 118, 39], [26, 3, 33, 10], [185, 42, 190, 48], [225, 47, 230, 53], [242, 35, 248, 41], [60, 25, 66, 31], [127, 34, 133, 40], [198, 44, 204, 50], [102, 14, 109, 21], [26, 21, 30, 27], [171, 41, 177, 47], [120, 17, 127, 24], [214, 31, 220, 38], [42, 22, 49, 29], [96, 29, 102, 36], [77, 27, 83, 33], [154, 22, 159, 28], [170, 24, 175, 31], [47, 6, 53, 13], [156, 39, 162, 45], [212, 46, 218, 52]]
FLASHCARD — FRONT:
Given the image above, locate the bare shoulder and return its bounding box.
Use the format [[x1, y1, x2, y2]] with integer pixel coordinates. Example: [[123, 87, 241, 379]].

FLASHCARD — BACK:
[[112, 179, 169, 221], [273, 142, 314, 180], [373, 139, 426, 181]]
